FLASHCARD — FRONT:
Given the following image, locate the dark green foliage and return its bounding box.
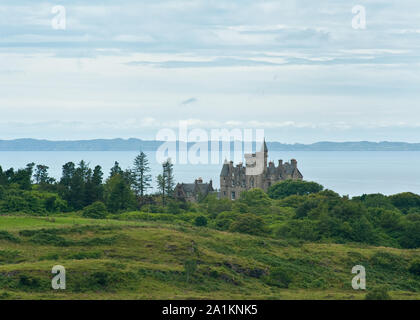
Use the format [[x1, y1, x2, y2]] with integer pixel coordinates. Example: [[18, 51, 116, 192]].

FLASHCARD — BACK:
[[167, 200, 182, 214], [39, 253, 59, 261], [276, 220, 320, 241], [213, 211, 237, 231], [194, 216, 208, 227], [365, 287, 391, 300], [239, 188, 271, 207], [18, 275, 42, 290], [19, 227, 119, 247], [85, 165, 104, 204], [163, 159, 175, 197], [132, 151, 152, 197], [156, 159, 175, 206], [184, 259, 197, 282], [67, 251, 102, 260], [82, 201, 108, 219], [72, 271, 132, 292], [265, 267, 293, 288], [370, 252, 406, 271], [268, 180, 324, 199], [295, 197, 323, 219], [104, 174, 136, 213], [229, 213, 267, 236], [109, 162, 123, 178], [353, 193, 395, 209], [389, 192, 420, 213], [398, 220, 420, 249], [201, 194, 232, 217], [408, 261, 420, 276], [33, 165, 52, 185], [58, 162, 105, 211], [0, 184, 66, 214], [0, 163, 34, 190], [28, 231, 71, 246], [0, 250, 21, 264], [0, 231, 20, 243]]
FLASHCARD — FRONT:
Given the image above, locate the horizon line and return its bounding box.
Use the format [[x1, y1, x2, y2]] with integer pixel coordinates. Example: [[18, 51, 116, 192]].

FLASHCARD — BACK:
[[1, 138, 420, 144]]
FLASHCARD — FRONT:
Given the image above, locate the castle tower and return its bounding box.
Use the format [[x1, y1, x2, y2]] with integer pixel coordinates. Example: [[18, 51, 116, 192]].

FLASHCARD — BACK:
[[262, 139, 268, 172], [219, 138, 303, 199]]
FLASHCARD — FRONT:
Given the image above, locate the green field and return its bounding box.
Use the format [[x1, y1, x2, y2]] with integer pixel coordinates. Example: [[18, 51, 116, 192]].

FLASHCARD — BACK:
[[0, 215, 419, 300]]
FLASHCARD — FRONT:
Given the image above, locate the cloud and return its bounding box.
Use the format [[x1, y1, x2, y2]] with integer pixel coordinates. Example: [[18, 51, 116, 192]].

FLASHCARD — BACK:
[[1, 0, 420, 142], [126, 57, 281, 68], [181, 97, 197, 105]]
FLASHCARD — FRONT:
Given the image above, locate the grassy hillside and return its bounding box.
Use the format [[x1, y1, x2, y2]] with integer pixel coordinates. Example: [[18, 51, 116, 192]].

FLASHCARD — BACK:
[[0, 215, 419, 300]]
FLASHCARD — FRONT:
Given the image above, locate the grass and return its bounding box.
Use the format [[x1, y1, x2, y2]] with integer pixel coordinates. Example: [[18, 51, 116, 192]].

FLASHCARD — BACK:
[[0, 215, 419, 300]]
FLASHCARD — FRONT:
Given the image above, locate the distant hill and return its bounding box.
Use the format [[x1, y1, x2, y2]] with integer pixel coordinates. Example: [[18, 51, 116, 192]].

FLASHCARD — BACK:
[[0, 138, 419, 151]]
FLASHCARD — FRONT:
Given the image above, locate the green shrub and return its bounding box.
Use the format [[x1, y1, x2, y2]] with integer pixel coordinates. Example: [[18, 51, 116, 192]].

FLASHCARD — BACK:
[[28, 231, 71, 247], [389, 192, 420, 213], [265, 267, 293, 288], [18, 275, 42, 290], [229, 213, 267, 236], [408, 261, 420, 276], [0, 231, 20, 243], [0, 250, 21, 264], [399, 221, 420, 249], [184, 259, 197, 282], [239, 189, 271, 207], [365, 287, 391, 300], [275, 220, 320, 241], [39, 253, 60, 261], [117, 211, 176, 222], [82, 201, 108, 219], [268, 180, 324, 200], [67, 251, 102, 260], [370, 252, 405, 271], [194, 216, 208, 227]]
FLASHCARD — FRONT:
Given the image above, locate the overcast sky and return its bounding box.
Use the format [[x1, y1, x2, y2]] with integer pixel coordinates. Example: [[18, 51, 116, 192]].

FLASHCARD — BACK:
[[1, 0, 420, 143]]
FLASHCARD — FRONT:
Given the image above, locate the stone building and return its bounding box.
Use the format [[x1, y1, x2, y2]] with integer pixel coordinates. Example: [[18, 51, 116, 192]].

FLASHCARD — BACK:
[[174, 178, 215, 202], [219, 140, 303, 200]]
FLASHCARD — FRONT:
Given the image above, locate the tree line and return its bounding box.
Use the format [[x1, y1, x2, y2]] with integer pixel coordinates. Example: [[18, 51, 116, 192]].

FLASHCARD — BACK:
[[0, 152, 174, 213]]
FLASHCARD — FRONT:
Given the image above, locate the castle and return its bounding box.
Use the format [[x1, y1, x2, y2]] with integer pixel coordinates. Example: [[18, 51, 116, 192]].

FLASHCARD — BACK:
[[174, 140, 303, 202], [219, 140, 303, 200], [174, 178, 215, 202]]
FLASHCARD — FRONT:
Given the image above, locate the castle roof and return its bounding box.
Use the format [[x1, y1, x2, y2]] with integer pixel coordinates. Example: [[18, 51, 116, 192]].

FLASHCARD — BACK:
[[176, 182, 214, 194], [267, 165, 277, 175], [261, 139, 268, 153], [220, 163, 230, 177]]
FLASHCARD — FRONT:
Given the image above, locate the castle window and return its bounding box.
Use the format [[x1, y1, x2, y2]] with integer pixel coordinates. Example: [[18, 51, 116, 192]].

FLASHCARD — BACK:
[[250, 177, 255, 188], [231, 191, 236, 200]]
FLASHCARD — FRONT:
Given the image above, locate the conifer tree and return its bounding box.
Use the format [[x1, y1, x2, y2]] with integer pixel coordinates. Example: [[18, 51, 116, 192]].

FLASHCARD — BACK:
[[132, 152, 152, 197], [163, 158, 175, 197]]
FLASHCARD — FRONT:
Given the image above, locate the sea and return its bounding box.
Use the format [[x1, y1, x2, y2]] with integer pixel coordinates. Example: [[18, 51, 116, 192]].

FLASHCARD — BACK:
[[1, 151, 420, 197]]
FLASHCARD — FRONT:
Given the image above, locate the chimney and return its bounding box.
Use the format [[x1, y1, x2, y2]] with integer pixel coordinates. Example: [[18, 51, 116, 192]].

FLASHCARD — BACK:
[[291, 159, 297, 169], [278, 160, 283, 167]]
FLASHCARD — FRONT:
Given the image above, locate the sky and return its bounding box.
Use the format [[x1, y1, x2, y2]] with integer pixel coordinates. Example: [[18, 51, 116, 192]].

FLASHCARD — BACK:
[[1, 0, 420, 143]]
